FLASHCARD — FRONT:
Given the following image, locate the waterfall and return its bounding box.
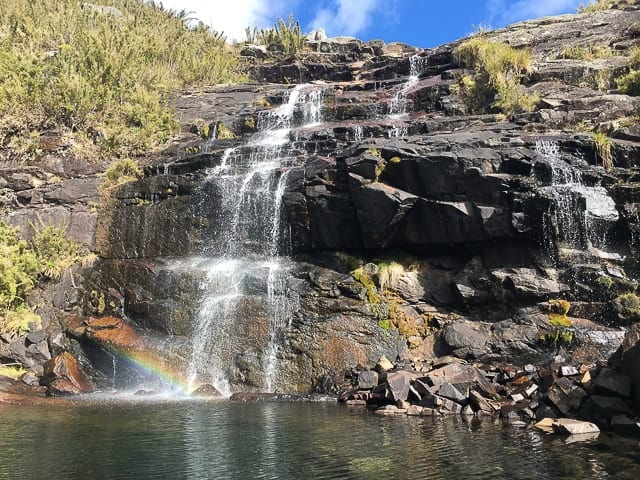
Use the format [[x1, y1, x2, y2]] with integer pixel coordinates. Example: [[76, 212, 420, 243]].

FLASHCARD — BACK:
[[535, 140, 618, 258], [387, 54, 427, 138], [185, 84, 326, 394]]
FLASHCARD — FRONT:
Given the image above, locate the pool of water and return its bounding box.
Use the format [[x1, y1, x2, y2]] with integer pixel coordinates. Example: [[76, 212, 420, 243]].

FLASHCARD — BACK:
[[1, 400, 638, 480]]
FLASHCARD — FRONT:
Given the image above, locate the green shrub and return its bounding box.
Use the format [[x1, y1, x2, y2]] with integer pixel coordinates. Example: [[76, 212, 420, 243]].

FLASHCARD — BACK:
[[548, 313, 572, 327], [31, 224, 95, 279], [2, 306, 41, 336], [617, 47, 640, 95], [0, 364, 27, 379], [453, 37, 538, 115], [541, 329, 574, 345], [0, 0, 244, 158], [0, 219, 95, 336]]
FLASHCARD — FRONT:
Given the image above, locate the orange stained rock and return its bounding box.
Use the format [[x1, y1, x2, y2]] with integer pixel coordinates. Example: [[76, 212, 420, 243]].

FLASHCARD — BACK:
[[85, 316, 145, 349], [43, 352, 95, 394]]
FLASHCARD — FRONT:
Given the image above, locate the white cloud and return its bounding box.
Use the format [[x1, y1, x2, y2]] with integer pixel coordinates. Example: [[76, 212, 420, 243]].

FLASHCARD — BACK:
[[157, 0, 297, 41], [486, 0, 583, 26], [310, 0, 383, 37]]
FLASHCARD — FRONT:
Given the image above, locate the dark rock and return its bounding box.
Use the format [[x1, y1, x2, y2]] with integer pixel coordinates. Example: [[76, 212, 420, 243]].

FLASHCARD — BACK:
[[593, 368, 632, 398], [441, 321, 491, 359], [586, 395, 635, 419], [134, 389, 157, 396], [191, 384, 223, 397], [437, 382, 466, 403], [25, 330, 47, 345], [609, 323, 640, 411], [357, 370, 379, 389], [610, 415, 640, 436], [386, 371, 414, 402]]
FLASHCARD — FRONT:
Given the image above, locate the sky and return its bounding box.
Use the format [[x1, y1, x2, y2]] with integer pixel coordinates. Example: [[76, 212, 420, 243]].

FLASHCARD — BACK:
[[158, 0, 586, 48]]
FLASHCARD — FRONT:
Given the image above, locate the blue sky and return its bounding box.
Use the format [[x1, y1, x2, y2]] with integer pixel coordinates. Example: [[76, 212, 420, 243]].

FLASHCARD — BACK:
[[159, 0, 585, 47]]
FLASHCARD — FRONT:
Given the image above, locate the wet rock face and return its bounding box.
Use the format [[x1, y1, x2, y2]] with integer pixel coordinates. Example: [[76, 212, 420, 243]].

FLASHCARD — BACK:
[[610, 323, 640, 411], [32, 6, 640, 395]]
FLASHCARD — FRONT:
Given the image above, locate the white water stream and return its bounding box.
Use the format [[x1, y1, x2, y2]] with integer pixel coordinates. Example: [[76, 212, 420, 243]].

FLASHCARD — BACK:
[[183, 85, 326, 394], [535, 140, 618, 257], [387, 54, 427, 138]]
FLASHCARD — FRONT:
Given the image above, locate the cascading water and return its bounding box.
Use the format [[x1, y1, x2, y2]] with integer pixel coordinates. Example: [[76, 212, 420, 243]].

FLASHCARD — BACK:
[[387, 54, 427, 138], [535, 140, 619, 258], [185, 85, 325, 394]]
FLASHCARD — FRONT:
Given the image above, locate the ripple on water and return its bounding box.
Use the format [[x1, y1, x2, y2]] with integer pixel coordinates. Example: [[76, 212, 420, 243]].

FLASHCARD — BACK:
[[0, 401, 639, 480]]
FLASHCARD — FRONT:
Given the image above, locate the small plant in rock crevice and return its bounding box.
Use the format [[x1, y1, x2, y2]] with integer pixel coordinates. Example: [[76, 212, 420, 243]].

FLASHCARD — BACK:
[[613, 292, 640, 322], [592, 131, 614, 171]]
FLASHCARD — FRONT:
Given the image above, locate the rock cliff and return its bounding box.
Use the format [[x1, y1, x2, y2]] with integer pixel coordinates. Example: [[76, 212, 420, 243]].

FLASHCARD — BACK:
[[3, 5, 640, 400]]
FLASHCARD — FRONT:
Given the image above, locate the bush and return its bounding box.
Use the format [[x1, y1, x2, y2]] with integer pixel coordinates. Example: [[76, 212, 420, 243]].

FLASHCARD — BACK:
[[617, 47, 640, 95], [453, 37, 538, 115], [31, 224, 95, 279], [0, 221, 40, 312], [548, 299, 571, 315], [0, 364, 27, 380], [0, 219, 94, 336], [0, 0, 244, 158]]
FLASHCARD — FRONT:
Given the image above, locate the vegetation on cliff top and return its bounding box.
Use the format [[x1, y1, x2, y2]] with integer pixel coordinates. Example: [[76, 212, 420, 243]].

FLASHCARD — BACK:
[[0, 0, 244, 160], [244, 15, 306, 56]]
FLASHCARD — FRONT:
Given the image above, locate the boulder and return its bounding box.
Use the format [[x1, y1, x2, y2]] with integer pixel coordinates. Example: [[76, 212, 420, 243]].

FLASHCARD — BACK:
[[386, 371, 414, 402], [375, 355, 394, 373], [609, 323, 640, 411], [437, 382, 466, 403], [441, 321, 491, 359], [552, 418, 600, 435], [357, 370, 379, 389], [41, 352, 95, 395], [592, 368, 632, 398], [191, 384, 223, 397]]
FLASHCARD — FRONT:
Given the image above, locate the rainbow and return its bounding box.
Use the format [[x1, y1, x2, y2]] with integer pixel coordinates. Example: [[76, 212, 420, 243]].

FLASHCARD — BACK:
[[103, 343, 192, 394]]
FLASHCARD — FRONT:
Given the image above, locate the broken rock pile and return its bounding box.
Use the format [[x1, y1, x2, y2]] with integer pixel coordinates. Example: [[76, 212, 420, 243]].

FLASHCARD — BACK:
[[338, 355, 639, 435]]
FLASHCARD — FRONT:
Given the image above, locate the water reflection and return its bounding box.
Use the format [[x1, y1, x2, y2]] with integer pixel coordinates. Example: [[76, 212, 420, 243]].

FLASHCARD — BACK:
[[0, 402, 638, 480]]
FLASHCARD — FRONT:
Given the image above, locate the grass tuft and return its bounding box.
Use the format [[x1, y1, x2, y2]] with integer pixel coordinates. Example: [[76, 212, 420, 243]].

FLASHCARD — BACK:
[[453, 36, 538, 115]]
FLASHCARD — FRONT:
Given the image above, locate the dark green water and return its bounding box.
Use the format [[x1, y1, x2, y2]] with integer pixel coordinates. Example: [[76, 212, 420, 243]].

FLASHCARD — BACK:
[[1, 399, 638, 480]]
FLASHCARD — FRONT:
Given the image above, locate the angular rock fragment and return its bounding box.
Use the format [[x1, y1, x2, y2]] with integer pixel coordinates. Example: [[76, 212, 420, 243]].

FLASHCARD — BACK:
[[553, 418, 600, 436], [357, 370, 379, 389], [41, 352, 95, 396]]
